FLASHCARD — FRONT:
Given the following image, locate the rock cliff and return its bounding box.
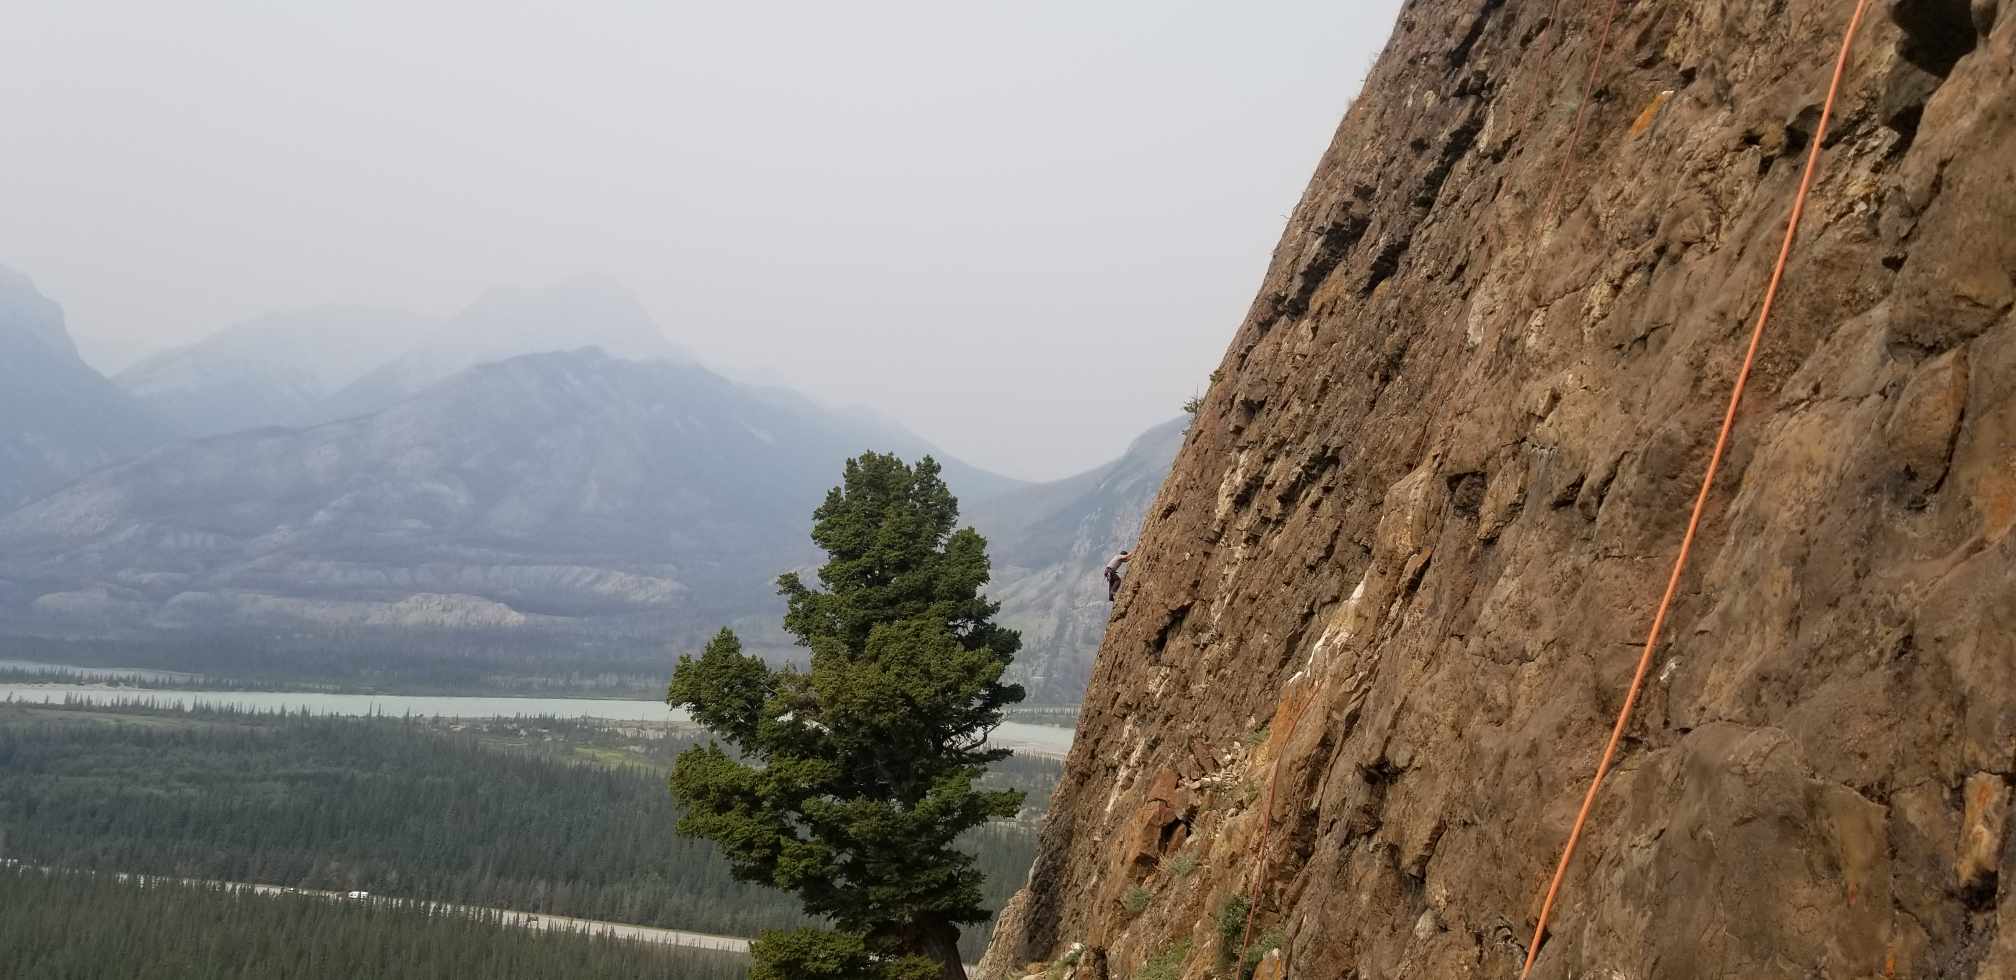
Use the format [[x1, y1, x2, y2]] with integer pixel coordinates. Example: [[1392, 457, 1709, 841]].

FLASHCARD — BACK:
[[985, 1, 2014, 977]]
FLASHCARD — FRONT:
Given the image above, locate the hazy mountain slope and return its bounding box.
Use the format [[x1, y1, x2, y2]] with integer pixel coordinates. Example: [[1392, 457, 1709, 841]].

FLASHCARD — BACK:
[[116, 306, 436, 437], [0, 349, 932, 642], [972, 418, 1184, 703], [0, 346, 1038, 676], [313, 279, 688, 422], [984, 2, 2016, 978], [0, 265, 169, 510], [738, 381, 1030, 502]]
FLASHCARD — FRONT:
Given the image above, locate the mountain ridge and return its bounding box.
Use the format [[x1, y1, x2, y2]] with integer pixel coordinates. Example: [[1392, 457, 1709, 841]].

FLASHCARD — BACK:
[[1, 269, 1172, 699], [0, 346, 1168, 696], [310, 279, 690, 424], [115, 305, 437, 437], [0, 265, 170, 511]]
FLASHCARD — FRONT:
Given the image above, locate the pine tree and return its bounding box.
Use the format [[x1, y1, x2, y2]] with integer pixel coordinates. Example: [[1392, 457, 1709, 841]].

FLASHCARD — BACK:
[[668, 453, 1025, 980]]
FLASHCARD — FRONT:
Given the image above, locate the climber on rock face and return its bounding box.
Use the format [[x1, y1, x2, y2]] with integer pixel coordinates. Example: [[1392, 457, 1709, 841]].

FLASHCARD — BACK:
[[1103, 550, 1134, 601]]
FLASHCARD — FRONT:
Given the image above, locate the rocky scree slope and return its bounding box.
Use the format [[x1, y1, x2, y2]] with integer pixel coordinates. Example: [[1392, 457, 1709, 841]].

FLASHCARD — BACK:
[[984, 1, 2015, 978]]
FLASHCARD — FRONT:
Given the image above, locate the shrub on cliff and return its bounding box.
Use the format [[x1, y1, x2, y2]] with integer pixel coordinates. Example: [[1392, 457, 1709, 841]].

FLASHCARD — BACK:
[[667, 453, 1026, 980]]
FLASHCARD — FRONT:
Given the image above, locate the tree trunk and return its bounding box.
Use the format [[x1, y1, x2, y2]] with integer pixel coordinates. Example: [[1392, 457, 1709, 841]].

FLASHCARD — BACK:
[[882, 917, 966, 980], [917, 919, 966, 980]]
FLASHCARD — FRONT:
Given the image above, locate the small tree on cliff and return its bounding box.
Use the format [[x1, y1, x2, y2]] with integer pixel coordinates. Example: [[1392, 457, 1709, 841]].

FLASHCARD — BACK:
[[667, 453, 1026, 980]]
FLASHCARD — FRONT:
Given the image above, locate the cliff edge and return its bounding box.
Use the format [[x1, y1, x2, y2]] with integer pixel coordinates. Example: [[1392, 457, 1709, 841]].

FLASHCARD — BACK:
[[985, 0, 2014, 977]]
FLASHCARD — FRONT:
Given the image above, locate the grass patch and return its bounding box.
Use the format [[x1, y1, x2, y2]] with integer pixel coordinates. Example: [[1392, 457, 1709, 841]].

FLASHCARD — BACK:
[[1217, 896, 1286, 977], [1216, 894, 1287, 979], [1043, 945, 1084, 979], [1138, 939, 1192, 980], [1122, 885, 1153, 917], [1216, 894, 1252, 965], [1242, 929, 1286, 978], [1167, 849, 1200, 878]]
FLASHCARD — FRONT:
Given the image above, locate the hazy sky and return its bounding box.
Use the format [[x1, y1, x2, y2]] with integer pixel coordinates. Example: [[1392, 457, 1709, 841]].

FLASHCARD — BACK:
[[4, 1, 1403, 480]]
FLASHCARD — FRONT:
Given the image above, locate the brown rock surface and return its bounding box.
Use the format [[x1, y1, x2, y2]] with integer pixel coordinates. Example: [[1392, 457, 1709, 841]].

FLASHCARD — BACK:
[[985, 0, 2016, 977], [1959, 772, 2012, 902]]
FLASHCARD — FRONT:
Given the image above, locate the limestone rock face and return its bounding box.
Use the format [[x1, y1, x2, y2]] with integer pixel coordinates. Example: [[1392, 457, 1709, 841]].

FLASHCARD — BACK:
[[985, 0, 2016, 977]]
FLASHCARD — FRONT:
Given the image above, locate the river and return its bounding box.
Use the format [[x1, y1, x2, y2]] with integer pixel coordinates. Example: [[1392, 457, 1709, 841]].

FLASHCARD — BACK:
[[0, 682, 1077, 758]]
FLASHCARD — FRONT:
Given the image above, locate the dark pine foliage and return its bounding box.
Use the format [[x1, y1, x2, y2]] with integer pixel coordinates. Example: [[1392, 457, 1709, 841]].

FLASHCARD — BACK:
[[0, 702, 1055, 959], [669, 454, 1026, 979]]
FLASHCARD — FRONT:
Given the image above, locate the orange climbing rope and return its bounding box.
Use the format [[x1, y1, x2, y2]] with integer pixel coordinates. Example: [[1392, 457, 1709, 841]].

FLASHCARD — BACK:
[[1238, 687, 1315, 965], [1517, 2, 1875, 977]]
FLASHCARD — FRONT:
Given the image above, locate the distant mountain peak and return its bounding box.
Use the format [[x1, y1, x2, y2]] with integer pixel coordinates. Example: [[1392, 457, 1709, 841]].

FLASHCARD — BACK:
[[0, 264, 169, 508], [113, 305, 438, 439], [0, 264, 83, 364], [308, 278, 691, 425], [451, 278, 687, 362]]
